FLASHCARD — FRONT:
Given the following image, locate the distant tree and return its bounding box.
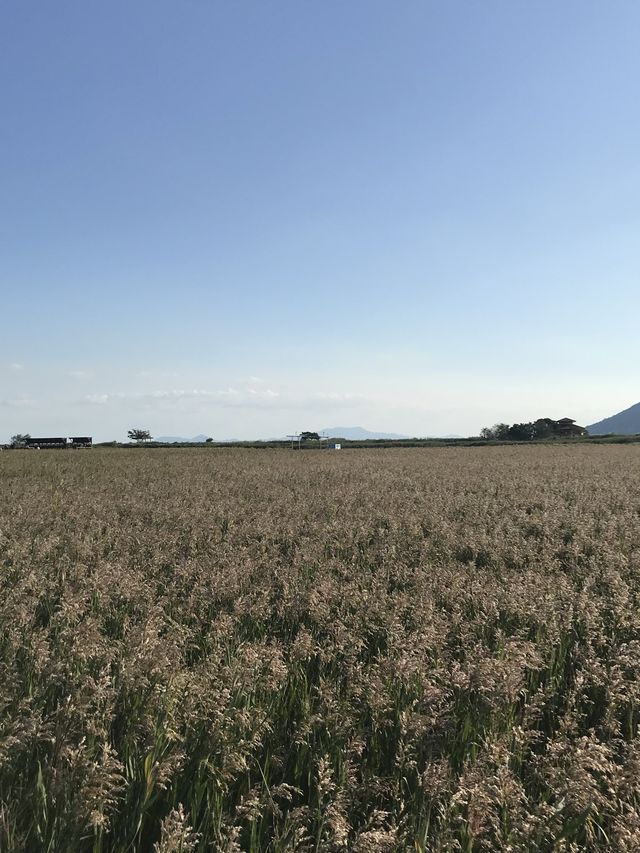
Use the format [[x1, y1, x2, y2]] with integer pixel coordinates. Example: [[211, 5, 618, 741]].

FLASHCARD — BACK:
[[127, 429, 152, 443], [507, 422, 536, 441], [10, 433, 30, 447], [480, 419, 566, 442], [533, 418, 556, 439], [205, 437, 213, 443], [300, 431, 320, 441], [479, 423, 510, 440]]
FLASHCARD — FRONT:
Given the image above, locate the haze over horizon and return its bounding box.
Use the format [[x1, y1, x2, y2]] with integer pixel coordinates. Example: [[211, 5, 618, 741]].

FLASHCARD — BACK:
[[3, 2, 640, 443]]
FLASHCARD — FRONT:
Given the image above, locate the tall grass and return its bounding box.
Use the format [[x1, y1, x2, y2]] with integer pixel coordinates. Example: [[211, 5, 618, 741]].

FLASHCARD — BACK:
[[2, 446, 640, 850]]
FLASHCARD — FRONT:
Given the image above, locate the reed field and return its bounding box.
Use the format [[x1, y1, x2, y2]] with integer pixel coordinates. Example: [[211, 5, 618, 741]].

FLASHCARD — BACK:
[[2, 445, 640, 852]]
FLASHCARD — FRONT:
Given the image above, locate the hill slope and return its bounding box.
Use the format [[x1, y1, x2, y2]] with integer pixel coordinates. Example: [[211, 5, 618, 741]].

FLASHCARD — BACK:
[[155, 434, 210, 443], [320, 426, 411, 441], [587, 402, 640, 435]]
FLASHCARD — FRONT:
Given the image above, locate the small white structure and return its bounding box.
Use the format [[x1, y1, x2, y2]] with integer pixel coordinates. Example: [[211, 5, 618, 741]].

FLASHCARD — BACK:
[[331, 443, 341, 450]]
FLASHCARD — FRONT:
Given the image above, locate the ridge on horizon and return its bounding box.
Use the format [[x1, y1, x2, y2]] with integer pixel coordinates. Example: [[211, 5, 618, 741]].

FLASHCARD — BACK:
[[319, 426, 411, 441], [587, 401, 640, 435], [142, 426, 469, 443], [155, 434, 210, 443], [154, 427, 413, 443]]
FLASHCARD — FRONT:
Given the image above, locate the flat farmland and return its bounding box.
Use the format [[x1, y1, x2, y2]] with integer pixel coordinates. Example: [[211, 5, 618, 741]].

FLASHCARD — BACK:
[[2, 446, 640, 852]]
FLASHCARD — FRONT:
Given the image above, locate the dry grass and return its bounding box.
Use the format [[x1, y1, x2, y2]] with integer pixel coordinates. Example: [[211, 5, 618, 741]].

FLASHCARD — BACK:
[[2, 445, 640, 851]]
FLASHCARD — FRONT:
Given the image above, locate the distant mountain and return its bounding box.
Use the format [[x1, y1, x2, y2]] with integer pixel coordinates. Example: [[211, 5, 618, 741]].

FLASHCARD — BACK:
[[587, 403, 640, 435], [155, 434, 210, 443], [320, 426, 411, 441]]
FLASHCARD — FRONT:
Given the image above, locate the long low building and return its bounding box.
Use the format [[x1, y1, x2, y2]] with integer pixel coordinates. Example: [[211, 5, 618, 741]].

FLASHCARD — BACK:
[[69, 436, 93, 447], [25, 436, 92, 449]]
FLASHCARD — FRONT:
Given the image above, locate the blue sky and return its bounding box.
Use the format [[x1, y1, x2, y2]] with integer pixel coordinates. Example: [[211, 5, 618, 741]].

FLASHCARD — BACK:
[[2, 1, 639, 440]]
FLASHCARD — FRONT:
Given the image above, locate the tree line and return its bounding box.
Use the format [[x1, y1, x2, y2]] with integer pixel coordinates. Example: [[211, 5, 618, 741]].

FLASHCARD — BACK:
[[480, 418, 570, 441]]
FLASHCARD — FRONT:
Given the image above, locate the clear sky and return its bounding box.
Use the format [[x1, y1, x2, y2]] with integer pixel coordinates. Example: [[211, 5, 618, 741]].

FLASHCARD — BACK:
[[2, 1, 639, 441]]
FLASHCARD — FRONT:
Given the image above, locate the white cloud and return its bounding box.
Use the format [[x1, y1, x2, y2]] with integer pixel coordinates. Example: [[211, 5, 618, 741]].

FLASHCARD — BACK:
[[141, 387, 280, 404], [136, 369, 180, 379], [8, 362, 23, 371], [79, 386, 366, 411], [0, 396, 35, 408]]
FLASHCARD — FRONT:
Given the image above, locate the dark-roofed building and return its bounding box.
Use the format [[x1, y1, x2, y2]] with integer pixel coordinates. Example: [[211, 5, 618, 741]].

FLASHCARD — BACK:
[[25, 437, 68, 449], [555, 418, 587, 437], [24, 436, 93, 449], [70, 436, 92, 448]]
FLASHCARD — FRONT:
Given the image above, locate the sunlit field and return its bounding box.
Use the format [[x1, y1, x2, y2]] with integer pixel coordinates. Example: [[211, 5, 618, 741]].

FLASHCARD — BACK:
[[2, 446, 640, 851]]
